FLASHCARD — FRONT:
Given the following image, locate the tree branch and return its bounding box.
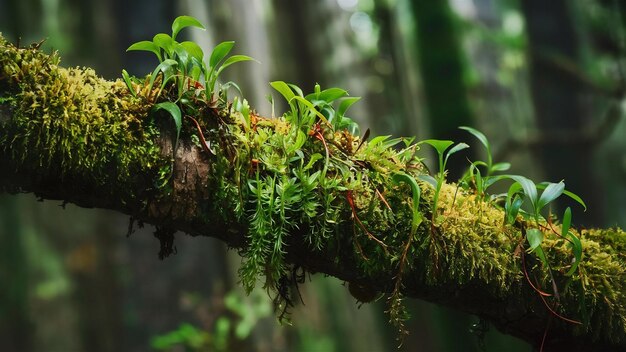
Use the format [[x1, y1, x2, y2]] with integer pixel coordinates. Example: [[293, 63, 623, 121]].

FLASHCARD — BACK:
[[1, 35, 624, 351]]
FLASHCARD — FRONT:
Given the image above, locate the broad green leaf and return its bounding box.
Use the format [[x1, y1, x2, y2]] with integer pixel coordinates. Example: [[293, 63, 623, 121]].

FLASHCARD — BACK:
[[173, 45, 190, 67], [153, 33, 174, 57], [153, 102, 182, 141], [216, 55, 257, 75], [270, 81, 295, 104], [209, 41, 235, 68], [537, 182, 587, 211], [337, 97, 361, 117], [180, 41, 204, 62], [421, 139, 454, 156], [318, 88, 348, 103], [537, 181, 565, 213], [121, 69, 136, 97], [172, 15, 205, 40], [127, 40, 161, 60]]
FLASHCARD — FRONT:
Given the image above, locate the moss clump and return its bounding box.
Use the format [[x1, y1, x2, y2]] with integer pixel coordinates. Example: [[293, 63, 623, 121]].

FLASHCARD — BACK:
[[0, 35, 166, 201]]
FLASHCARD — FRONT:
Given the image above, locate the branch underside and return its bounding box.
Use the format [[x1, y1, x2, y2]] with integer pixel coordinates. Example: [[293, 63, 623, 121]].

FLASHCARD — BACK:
[[1, 35, 624, 351]]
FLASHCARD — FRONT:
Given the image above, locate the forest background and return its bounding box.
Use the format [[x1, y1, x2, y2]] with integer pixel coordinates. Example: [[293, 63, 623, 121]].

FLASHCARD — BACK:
[[1, 0, 625, 351]]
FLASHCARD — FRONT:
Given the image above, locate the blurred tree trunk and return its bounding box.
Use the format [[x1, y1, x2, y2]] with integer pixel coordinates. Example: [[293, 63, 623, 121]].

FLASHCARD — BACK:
[[0, 197, 32, 352], [410, 0, 475, 179], [521, 0, 604, 226]]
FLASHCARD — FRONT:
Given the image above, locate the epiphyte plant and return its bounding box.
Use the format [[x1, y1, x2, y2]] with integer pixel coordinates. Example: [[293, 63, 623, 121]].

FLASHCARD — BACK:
[[126, 15, 255, 102], [270, 81, 360, 134], [123, 15, 256, 161], [418, 139, 469, 224]]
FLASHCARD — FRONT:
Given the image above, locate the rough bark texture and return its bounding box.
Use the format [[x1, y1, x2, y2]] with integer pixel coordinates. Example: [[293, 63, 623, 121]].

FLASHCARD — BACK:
[[1, 36, 625, 352]]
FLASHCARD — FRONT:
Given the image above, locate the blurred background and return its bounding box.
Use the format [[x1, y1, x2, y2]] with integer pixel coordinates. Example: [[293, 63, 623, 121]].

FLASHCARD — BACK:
[[1, 0, 625, 351]]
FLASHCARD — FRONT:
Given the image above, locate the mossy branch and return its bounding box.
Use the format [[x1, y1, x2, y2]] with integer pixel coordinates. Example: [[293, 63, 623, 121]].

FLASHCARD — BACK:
[[0, 35, 624, 351]]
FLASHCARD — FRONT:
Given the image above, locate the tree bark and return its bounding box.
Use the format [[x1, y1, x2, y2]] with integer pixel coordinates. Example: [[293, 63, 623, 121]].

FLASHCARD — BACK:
[[0, 35, 624, 352]]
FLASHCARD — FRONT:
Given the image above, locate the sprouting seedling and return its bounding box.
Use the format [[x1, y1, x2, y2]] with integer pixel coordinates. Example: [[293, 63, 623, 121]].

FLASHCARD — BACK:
[[459, 126, 510, 176], [270, 81, 330, 129], [459, 126, 510, 199], [270, 82, 361, 133], [392, 172, 423, 235], [204, 41, 257, 100], [503, 176, 586, 266], [418, 139, 469, 221], [561, 207, 583, 276], [125, 15, 256, 102]]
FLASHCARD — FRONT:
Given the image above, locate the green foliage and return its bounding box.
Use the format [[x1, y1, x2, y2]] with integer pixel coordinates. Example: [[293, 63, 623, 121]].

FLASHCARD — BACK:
[[119, 21, 597, 343], [418, 139, 469, 222], [124, 15, 256, 181], [150, 288, 271, 352], [270, 81, 360, 133]]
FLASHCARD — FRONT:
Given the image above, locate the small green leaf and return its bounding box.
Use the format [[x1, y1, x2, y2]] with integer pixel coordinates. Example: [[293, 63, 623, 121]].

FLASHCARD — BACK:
[[563, 189, 587, 211], [537, 181, 565, 213], [287, 83, 304, 97], [148, 59, 178, 92], [459, 126, 489, 149], [153, 102, 182, 141], [380, 137, 405, 150], [270, 81, 295, 103], [536, 182, 586, 211], [337, 97, 361, 117], [121, 69, 136, 97], [393, 172, 423, 234], [216, 55, 257, 75], [505, 195, 523, 224], [565, 231, 583, 276], [180, 41, 204, 62], [491, 162, 511, 172], [209, 41, 235, 68], [421, 139, 454, 157], [444, 142, 470, 166], [127, 40, 161, 60], [291, 96, 330, 125], [508, 175, 538, 207], [153, 33, 175, 58], [562, 207, 572, 238], [526, 228, 544, 252], [172, 15, 205, 40], [368, 135, 391, 147], [318, 88, 348, 103], [418, 175, 438, 189]]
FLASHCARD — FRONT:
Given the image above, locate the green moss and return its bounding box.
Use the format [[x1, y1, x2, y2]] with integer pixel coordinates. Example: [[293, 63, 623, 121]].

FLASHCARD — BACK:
[[0, 35, 167, 201]]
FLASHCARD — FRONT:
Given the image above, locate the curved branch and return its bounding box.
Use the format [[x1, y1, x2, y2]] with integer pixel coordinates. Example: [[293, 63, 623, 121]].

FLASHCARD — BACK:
[[0, 36, 624, 351]]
